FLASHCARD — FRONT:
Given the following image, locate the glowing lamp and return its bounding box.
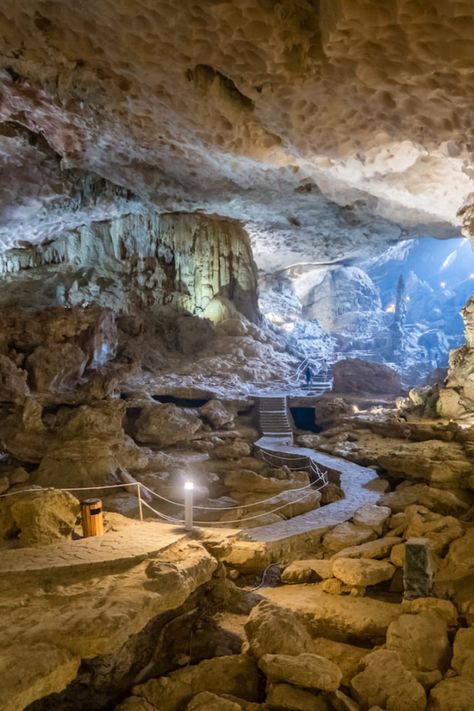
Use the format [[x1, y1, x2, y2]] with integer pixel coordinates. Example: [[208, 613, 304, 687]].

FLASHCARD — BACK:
[[184, 480, 194, 531]]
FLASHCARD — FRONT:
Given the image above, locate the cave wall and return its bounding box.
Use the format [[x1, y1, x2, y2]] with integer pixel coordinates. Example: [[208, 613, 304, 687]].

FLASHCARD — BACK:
[[437, 294, 474, 419], [0, 211, 260, 322]]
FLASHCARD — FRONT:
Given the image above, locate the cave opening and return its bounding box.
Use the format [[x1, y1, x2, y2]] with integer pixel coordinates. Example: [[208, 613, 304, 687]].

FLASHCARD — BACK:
[[289, 406, 321, 432], [152, 395, 210, 408], [260, 235, 474, 389]]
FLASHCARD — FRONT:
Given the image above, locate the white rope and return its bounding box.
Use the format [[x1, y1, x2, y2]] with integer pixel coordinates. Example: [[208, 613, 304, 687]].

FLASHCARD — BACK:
[[249, 563, 281, 592], [192, 486, 322, 525], [256, 449, 308, 462], [141, 499, 183, 524], [0, 456, 329, 528], [138, 479, 317, 510], [0, 482, 136, 500]]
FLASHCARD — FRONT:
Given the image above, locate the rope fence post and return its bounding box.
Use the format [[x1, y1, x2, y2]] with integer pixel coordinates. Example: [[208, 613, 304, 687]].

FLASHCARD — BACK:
[[137, 482, 144, 522]]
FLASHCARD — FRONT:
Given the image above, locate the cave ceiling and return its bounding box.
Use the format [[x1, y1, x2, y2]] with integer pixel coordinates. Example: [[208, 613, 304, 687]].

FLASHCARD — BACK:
[[0, 0, 473, 271]]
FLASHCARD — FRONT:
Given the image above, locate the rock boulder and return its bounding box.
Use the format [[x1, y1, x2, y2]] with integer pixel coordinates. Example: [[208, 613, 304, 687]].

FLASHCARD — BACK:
[[332, 359, 401, 395], [133, 403, 202, 447], [259, 653, 342, 692]]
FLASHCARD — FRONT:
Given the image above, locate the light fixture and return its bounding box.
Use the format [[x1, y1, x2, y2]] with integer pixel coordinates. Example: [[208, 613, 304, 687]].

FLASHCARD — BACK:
[[184, 481, 194, 531]]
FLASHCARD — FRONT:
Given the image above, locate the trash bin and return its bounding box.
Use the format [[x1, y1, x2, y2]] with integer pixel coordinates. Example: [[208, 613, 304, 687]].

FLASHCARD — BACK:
[[81, 498, 104, 537]]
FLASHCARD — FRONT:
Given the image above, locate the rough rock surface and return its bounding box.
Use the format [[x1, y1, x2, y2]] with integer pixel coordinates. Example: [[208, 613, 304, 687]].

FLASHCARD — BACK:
[[381, 484, 471, 516], [198, 400, 235, 429], [133, 655, 260, 711], [331, 536, 401, 561], [0, 531, 217, 711], [0, 354, 30, 403], [323, 522, 377, 554], [333, 359, 401, 395], [0, 488, 80, 546], [351, 649, 426, 711], [452, 627, 474, 680], [311, 638, 367, 687], [244, 600, 314, 659], [332, 557, 395, 587], [281, 559, 334, 584], [0, 1, 471, 264], [352, 504, 391, 535], [133, 403, 202, 447], [428, 678, 474, 711], [259, 652, 342, 692], [438, 294, 474, 421], [265, 683, 328, 711], [435, 528, 474, 623], [185, 692, 249, 711], [386, 613, 451, 673], [262, 587, 402, 643]]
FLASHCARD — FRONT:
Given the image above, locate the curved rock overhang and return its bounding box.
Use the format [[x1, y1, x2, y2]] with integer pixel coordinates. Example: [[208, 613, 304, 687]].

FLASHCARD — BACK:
[[0, 0, 472, 271]]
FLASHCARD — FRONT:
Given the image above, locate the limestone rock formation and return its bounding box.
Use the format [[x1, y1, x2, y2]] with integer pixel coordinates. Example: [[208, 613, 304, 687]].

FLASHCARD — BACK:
[[262, 587, 402, 643], [428, 678, 474, 711], [386, 612, 451, 673], [258, 652, 342, 692], [281, 559, 334, 584], [0, 354, 30, 404], [351, 649, 426, 711], [133, 655, 261, 711], [244, 600, 315, 659], [133, 403, 203, 448], [322, 522, 377, 554], [331, 537, 401, 561], [452, 627, 474, 680], [333, 359, 402, 395], [438, 294, 474, 420], [0, 212, 260, 322], [332, 557, 395, 587], [185, 692, 244, 711], [26, 342, 87, 393], [0, 1, 471, 263], [0, 488, 79, 546], [0, 531, 217, 710], [199, 400, 235, 429], [265, 683, 328, 711], [352, 503, 391, 535], [34, 401, 148, 491]]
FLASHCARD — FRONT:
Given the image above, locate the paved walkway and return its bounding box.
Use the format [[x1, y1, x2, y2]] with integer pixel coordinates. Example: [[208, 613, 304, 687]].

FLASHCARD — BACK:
[[0, 522, 185, 575], [246, 437, 381, 544]]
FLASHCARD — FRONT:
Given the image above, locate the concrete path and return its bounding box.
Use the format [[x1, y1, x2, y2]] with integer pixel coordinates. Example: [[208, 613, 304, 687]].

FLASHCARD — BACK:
[[0, 521, 186, 576], [246, 438, 381, 544]]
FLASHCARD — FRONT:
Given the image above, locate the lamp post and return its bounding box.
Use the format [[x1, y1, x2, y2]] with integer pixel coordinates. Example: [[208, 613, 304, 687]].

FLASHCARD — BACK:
[[184, 480, 194, 531]]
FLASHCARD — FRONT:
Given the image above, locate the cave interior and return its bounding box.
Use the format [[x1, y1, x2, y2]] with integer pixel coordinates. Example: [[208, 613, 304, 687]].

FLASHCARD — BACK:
[[0, 2, 474, 711]]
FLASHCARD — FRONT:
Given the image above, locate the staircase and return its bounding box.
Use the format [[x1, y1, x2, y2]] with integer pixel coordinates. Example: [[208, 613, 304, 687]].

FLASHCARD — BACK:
[[258, 395, 293, 443], [308, 366, 333, 394]]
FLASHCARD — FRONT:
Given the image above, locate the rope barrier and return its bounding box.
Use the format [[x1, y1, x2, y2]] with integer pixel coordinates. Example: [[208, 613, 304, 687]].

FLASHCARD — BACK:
[[256, 449, 308, 462], [0, 482, 134, 500], [138, 479, 318, 510], [0, 448, 329, 528], [191, 485, 322, 525], [141, 499, 183, 524]]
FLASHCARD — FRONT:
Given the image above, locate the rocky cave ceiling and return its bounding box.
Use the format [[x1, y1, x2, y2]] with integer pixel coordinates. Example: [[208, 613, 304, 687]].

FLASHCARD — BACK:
[[0, 0, 473, 271]]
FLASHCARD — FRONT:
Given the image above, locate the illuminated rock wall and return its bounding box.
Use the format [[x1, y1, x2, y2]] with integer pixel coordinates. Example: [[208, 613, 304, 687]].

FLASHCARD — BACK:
[[0, 212, 260, 322], [437, 294, 474, 420]]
